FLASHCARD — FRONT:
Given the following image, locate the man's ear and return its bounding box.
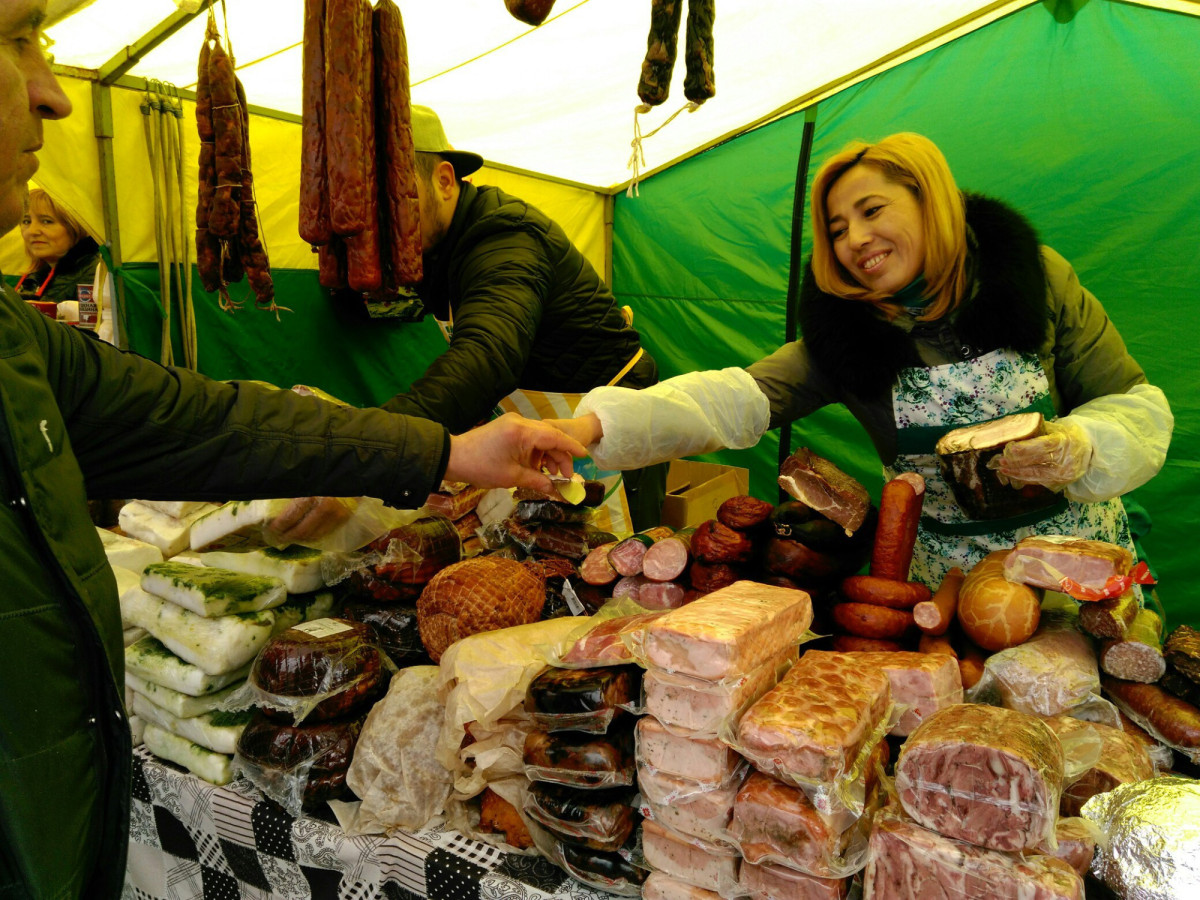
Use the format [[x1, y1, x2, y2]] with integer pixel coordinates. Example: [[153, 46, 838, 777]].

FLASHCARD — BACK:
[[435, 160, 457, 199]]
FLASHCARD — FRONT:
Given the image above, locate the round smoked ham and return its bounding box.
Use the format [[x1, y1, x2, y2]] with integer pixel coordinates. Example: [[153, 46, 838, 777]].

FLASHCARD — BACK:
[[417, 556, 546, 661], [251, 618, 384, 722], [236, 710, 364, 809]]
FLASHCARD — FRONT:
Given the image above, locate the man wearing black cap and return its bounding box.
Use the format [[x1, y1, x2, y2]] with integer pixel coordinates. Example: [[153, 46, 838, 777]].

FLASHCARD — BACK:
[[384, 105, 666, 530]]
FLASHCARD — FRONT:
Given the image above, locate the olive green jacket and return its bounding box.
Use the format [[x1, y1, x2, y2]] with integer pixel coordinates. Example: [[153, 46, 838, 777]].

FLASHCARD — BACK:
[[385, 183, 651, 433], [0, 277, 448, 899]]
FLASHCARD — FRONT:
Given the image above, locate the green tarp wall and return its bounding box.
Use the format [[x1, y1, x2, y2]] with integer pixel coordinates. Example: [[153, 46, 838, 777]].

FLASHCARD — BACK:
[[611, 0, 1200, 626]]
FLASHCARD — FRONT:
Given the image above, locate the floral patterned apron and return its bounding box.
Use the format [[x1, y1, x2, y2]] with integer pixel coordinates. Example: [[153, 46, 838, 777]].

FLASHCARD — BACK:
[[885, 348, 1136, 589]]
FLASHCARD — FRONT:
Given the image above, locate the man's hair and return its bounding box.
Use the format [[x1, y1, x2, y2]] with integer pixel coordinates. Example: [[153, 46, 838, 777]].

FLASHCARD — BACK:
[[415, 151, 451, 183], [23, 188, 87, 263], [809, 132, 968, 321]]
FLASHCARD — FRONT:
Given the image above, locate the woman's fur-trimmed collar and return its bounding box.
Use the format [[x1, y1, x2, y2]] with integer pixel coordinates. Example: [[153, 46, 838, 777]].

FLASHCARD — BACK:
[[798, 193, 1048, 398]]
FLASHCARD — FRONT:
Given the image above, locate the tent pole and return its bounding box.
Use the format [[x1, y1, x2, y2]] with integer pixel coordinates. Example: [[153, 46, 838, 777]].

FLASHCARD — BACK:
[[777, 105, 818, 499], [91, 82, 129, 349]]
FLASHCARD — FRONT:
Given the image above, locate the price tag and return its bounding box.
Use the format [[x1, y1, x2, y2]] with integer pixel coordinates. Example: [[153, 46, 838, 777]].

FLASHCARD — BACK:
[[562, 580, 587, 616]]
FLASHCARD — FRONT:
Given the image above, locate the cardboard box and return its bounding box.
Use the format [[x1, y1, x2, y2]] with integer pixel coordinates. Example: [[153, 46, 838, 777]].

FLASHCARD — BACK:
[[660, 460, 751, 531]]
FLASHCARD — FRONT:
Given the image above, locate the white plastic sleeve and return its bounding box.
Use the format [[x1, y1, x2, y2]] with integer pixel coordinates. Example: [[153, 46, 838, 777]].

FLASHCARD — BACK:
[[1060, 384, 1173, 503], [574, 368, 771, 471]]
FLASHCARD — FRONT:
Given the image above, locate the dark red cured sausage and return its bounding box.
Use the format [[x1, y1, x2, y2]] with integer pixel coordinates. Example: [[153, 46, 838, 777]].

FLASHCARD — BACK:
[[870, 475, 925, 581], [637, 0, 684, 107], [641, 528, 692, 583], [207, 38, 243, 239], [841, 575, 931, 610], [194, 37, 220, 292], [234, 78, 275, 309], [317, 240, 347, 289], [689, 560, 741, 594], [638, 581, 688, 610], [682, 0, 715, 103], [763, 537, 839, 582], [345, 0, 381, 292], [373, 0, 422, 286], [580, 542, 619, 586], [831, 602, 915, 641], [299, 0, 331, 246], [609, 526, 673, 577], [691, 519, 753, 565], [1103, 675, 1200, 749], [505, 0, 557, 26], [717, 496, 774, 532], [324, 0, 369, 236]]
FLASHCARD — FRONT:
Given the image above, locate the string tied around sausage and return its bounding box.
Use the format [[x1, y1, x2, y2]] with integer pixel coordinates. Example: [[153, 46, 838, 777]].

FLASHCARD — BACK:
[[626, 100, 702, 199]]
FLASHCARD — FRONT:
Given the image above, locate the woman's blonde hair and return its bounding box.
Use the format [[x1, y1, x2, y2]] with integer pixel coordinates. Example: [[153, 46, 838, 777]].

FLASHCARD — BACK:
[[809, 133, 968, 321], [23, 188, 87, 266]]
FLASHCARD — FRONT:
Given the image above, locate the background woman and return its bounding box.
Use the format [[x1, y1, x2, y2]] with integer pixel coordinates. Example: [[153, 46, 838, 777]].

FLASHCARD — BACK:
[[552, 133, 1172, 586], [15, 186, 100, 305]]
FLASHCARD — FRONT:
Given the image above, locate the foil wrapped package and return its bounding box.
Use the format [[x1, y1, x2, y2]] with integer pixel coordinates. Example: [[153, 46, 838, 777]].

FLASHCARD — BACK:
[[1083, 774, 1200, 899]]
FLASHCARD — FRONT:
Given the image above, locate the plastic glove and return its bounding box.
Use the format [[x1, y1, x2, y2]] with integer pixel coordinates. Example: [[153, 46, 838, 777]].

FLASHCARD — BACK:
[[574, 367, 770, 471], [989, 384, 1173, 503], [988, 421, 1092, 492]]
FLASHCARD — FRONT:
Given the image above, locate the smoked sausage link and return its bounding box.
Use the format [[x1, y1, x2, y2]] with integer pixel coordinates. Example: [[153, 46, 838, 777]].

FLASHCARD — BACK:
[[373, 0, 422, 286], [870, 476, 924, 580], [1103, 675, 1200, 749], [682, 0, 715, 103], [325, 0, 369, 236], [841, 575, 931, 610], [345, 0, 382, 292], [207, 40, 244, 239], [299, 0, 331, 245], [637, 0, 684, 106], [831, 602, 914, 641]]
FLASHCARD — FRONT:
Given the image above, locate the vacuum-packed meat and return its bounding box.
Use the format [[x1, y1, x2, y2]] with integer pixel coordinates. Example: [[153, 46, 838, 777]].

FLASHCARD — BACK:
[[641, 819, 740, 895], [737, 650, 891, 784], [894, 703, 1063, 851], [840, 651, 962, 736], [523, 724, 635, 788], [1044, 716, 1153, 816], [644, 648, 795, 734], [738, 860, 849, 900], [637, 715, 741, 785], [526, 665, 640, 733], [642, 581, 812, 680]]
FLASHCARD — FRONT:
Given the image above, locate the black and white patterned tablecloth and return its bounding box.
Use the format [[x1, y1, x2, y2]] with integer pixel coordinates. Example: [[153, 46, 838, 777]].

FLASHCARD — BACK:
[[124, 748, 611, 900]]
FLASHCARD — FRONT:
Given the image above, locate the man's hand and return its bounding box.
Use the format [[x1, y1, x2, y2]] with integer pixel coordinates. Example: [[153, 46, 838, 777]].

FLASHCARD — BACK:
[[267, 497, 353, 543], [446, 413, 588, 492], [541, 412, 603, 450], [988, 421, 1092, 491]]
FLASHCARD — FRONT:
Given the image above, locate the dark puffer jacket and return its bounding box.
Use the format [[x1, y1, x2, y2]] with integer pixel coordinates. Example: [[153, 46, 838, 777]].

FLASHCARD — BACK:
[[0, 276, 448, 900], [14, 235, 101, 303], [384, 183, 653, 433]]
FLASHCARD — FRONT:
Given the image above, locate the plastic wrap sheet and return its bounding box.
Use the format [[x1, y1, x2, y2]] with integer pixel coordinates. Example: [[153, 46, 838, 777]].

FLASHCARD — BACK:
[[1083, 775, 1200, 900], [436, 617, 581, 779], [336, 666, 451, 834], [968, 604, 1101, 718], [894, 703, 1064, 852]]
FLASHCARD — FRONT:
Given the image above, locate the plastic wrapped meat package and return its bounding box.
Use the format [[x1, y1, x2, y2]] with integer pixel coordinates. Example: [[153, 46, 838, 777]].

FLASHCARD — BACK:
[[524, 664, 641, 734], [1044, 715, 1153, 816], [637, 716, 743, 786], [228, 618, 388, 725], [642, 872, 721, 900], [839, 650, 963, 736], [234, 710, 365, 815], [1035, 817, 1105, 879], [640, 819, 741, 895], [523, 722, 636, 788], [529, 819, 646, 896], [1082, 775, 1200, 900], [733, 650, 892, 817], [523, 782, 638, 851], [1003, 535, 1132, 594], [863, 810, 1083, 900], [325, 667, 451, 835], [894, 703, 1064, 852], [635, 581, 813, 680], [967, 605, 1102, 718], [729, 766, 883, 879], [738, 860, 849, 900], [436, 617, 581, 777], [639, 764, 745, 845], [551, 599, 669, 667], [643, 647, 797, 736]]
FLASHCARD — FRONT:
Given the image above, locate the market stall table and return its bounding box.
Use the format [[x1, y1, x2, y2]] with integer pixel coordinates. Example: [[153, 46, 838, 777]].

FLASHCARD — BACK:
[[125, 748, 609, 900]]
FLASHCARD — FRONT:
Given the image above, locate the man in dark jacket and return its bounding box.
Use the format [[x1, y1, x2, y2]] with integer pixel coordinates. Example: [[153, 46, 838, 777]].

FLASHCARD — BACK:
[[0, 7, 584, 897], [382, 106, 666, 530]]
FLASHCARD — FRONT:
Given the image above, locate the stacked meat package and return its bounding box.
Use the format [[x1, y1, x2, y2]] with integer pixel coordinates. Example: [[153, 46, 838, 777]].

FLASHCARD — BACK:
[[520, 662, 644, 891], [232, 616, 387, 813], [865, 703, 1085, 899], [630, 581, 821, 899]]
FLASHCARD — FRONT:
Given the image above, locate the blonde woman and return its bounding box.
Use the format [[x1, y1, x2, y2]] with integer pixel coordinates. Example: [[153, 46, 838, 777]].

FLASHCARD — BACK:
[[553, 133, 1172, 584], [15, 187, 100, 303]]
